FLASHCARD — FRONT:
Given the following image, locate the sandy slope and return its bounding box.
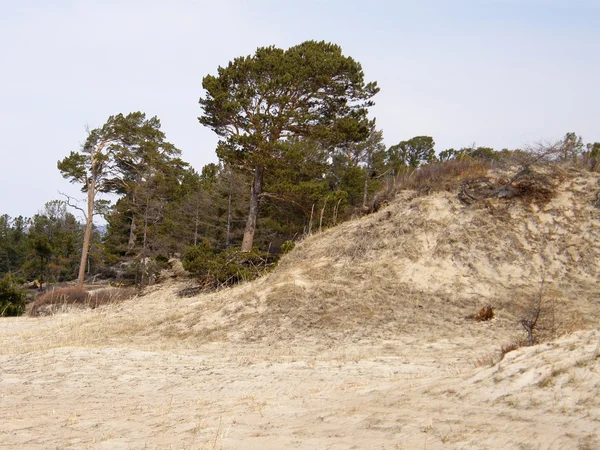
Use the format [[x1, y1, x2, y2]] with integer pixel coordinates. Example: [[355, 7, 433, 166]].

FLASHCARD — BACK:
[[1, 170, 599, 449]]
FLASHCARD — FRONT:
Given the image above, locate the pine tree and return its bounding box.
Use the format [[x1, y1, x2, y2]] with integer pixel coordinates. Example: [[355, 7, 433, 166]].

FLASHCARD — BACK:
[[199, 41, 379, 251], [58, 112, 181, 286]]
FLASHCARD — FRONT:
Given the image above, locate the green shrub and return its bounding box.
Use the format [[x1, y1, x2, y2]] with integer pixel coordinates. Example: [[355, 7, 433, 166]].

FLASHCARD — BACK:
[[280, 240, 296, 255], [182, 240, 216, 277], [0, 275, 27, 316], [155, 254, 169, 266], [214, 247, 277, 285], [183, 242, 277, 288]]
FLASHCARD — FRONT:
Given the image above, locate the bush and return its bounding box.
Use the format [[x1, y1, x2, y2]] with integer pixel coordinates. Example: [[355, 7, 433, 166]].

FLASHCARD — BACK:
[[280, 240, 296, 255], [499, 277, 558, 359], [0, 275, 27, 316], [182, 240, 216, 278], [183, 242, 277, 289]]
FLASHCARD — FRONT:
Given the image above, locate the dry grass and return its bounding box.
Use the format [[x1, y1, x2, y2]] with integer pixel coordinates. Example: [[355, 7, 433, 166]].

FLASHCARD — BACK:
[[0, 283, 191, 355], [30, 286, 137, 317], [394, 159, 491, 194], [500, 341, 522, 359]]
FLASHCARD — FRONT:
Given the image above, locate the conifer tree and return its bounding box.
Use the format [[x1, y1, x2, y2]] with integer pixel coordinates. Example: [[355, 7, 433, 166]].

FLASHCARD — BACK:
[[199, 41, 379, 251], [387, 136, 436, 172], [58, 112, 179, 286]]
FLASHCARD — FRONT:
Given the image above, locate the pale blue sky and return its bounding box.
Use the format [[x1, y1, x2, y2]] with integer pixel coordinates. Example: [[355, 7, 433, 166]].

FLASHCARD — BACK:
[[1, 0, 598, 219]]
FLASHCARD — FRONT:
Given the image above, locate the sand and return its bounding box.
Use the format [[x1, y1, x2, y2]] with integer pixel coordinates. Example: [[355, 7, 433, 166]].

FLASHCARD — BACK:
[[1, 306, 598, 449], [2, 169, 599, 449]]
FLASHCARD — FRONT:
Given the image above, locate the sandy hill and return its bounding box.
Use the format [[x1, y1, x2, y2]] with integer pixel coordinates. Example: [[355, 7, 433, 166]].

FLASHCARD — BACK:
[[160, 166, 600, 347], [1, 166, 599, 449]]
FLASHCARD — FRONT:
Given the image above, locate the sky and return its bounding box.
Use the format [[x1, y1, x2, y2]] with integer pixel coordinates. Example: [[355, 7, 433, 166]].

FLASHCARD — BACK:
[[1, 0, 598, 220]]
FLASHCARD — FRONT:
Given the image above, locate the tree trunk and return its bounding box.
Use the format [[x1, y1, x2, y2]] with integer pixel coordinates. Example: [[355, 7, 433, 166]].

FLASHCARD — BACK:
[[128, 216, 136, 250], [225, 168, 233, 248], [362, 171, 369, 209], [140, 208, 149, 288], [193, 200, 199, 247], [241, 165, 264, 252], [39, 256, 44, 291], [77, 188, 94, 287]]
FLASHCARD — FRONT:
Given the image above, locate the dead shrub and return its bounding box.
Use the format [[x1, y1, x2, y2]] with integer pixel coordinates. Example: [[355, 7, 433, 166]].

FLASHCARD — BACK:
[[518, 277, 557, 346], [465, 305, 494, 322], [510, 175, 556, 207], [457, 143, 568, 207], [30, 286, 136, 316], [380, 150, 564, 208], [457, 166, 560, 207], [498, 276, 565, 358]]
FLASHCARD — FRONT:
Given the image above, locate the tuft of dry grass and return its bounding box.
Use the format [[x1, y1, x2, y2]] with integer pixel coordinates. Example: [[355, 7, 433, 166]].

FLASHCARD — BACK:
[[500, 341, 522, 359], [472, 352, 500, 368]]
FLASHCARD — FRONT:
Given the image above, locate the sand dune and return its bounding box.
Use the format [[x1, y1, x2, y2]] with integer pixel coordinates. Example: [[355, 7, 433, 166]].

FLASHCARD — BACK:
[[2, 169, 599, 449]]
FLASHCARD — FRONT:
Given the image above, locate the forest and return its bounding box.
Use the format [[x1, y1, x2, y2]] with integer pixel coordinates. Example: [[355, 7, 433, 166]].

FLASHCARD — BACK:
[[1, 41, 599, 316]]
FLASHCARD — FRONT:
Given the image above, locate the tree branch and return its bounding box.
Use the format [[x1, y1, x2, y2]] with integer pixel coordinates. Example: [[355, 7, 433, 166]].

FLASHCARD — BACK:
[[58, 191, 87, 220], [258, 192, 310, 215]]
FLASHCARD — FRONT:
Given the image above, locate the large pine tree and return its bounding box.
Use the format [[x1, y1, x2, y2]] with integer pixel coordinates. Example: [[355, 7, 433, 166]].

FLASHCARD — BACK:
[[199, 41, 379, 251]]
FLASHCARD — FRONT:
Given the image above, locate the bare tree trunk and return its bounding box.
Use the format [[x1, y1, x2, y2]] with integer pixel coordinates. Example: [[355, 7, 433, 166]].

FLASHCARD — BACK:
[[140, 207, 149, 288], [332, 198, 342, 224], [193, 203, 199, 246], [39, 256, 44, 291], [319, 199, 327, 233], [241, 165, 264, 252], [77, 187, 94, 287], [225, 167, 233, 248], [362, 171, 369, 209], [128, 216, 136, 250]]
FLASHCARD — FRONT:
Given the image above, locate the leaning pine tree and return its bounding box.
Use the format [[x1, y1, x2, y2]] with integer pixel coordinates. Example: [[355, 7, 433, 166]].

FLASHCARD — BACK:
[[199, 40, 379, 251], [58, 112, 179, 287]]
